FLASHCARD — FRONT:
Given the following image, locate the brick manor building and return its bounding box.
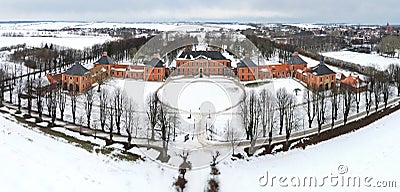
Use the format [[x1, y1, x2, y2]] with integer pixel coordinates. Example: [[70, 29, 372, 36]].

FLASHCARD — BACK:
[[53, 50, 338, 92]]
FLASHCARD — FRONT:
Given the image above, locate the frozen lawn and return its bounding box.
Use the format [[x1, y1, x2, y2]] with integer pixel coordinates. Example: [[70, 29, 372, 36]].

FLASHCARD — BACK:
[[322, 51, 400, 70]]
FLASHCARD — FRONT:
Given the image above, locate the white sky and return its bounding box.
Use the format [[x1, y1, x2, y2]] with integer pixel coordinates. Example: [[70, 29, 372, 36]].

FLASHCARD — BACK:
[[0, 0, 398, 24]]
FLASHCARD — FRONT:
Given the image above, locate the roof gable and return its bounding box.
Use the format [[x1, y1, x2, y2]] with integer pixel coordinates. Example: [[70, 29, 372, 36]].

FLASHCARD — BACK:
[[94, 55, 114, 65], [288, 55, 307, 65], [309, 63, 336, 76], [145, 58, 165, 68], [237, 58, 257, 68], [63, 62, 89, 76], [178, 51, 228, 60]]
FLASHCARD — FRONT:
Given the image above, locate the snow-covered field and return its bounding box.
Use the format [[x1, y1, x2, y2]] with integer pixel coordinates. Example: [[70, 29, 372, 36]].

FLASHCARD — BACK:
[[1, 99, 399, 191], [322, 51, 400, 70], [0, 36, 115, 50], [158, 77, 244, 113], [0, 21, 399, 192], [0, 21, 254, 50]]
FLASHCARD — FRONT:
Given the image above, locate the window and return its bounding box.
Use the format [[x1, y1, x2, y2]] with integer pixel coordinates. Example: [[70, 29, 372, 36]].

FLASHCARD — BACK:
[[320, 77, 323, 82]]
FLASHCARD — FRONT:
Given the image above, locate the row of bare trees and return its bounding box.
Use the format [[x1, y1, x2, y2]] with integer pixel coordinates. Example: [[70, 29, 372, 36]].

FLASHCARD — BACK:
[[145, 93, 180, 161], [239, 87, 298, 154], [239, 72, 395, 154]]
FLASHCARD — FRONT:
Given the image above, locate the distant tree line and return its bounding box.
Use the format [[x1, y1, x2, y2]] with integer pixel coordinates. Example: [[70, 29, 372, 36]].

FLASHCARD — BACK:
[[9, 36, 151, 74]]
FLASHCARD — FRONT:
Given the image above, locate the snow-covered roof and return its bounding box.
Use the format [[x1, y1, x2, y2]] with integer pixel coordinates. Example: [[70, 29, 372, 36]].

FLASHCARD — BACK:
[[63, 62, 89, 76], [178, 51, 228, 60], [288, 55, 307, 65], [112, 68, 126, 72], [237, 58, 257, 68], [145, 58, 165, 68], [129, 69, 144, 72], [94, 54, 114, 65], [308, 58, 336, 76]]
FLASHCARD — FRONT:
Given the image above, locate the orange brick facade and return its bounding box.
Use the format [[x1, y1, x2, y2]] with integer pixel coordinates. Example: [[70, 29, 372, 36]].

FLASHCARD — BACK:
[[58, 52, 337, 93], [175, 59, 231, 76], [61, 72, 92, 92]]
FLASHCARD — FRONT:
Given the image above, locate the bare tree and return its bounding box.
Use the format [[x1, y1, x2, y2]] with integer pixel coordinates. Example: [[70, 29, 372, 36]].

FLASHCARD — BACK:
[[70, 90, 77, 124], [169, 110, 180, 141], [373, 74, 383, 112], [210, 151, 220, 167], [113, 88, 125, 134], [303, 89, 317, 128], [46, 89, 53, 116], [0, 65, 7, 107], [157, 103, 171, 162], [9, 65, 17, 103], [16, 77, 24, 114], [240, 90, 261, 154], [330, 85, 339, 129], [367, 75, 375, 115], [342, 89, 354, 125], [50, 89, 57, 126], [225, 120, 237, 155], [284, 94, 297, 147], [99, 89, 108, 132], [386, 64, 400, 96], [85, 89, 94, 128], [146, 93, 158, 141], [58, 89, 66, 121], [107, 96, 115, 141], [133, 116, 142, 138], [124, 99, 135, 146], [259, 88, 274, 137], [276, 88, 290, 135], [381, 79, 391, 108], [316, 90, 327, 134], [26, 76, 33, 116], [34, 78, 44, 122], [394, 64, 400, 96]]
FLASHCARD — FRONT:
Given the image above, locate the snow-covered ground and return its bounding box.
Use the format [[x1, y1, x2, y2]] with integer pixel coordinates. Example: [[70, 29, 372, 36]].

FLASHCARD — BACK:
[[322, 51, 400, 71], [0, 113, 176, 192], [158, 77, 244, 113], [0, 21, 254, 50], [0, 36, 115, 50], [1, 97, 399, 191], [218, 105, 400, 192]]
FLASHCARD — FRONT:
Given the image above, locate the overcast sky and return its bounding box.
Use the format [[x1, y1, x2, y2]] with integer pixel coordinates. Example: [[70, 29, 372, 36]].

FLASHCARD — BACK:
[[0, 0, 397, 24]]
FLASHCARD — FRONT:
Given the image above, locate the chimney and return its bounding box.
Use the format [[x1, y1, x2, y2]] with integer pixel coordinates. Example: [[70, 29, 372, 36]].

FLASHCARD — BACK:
[[153, 53, 158, 58], [320, 56, 324, 65], [245, 53, 250, 59], [102, 52, 108, 57], [293, 51, 299, 56]]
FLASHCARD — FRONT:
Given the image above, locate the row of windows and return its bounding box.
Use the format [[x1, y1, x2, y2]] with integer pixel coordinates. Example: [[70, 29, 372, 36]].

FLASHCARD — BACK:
[[180, 61, 227, 67], [145, 69, 164, 74], [64, 75, 85, 82], [317, 75, 335, 82], [178, 68, 225, 73]]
